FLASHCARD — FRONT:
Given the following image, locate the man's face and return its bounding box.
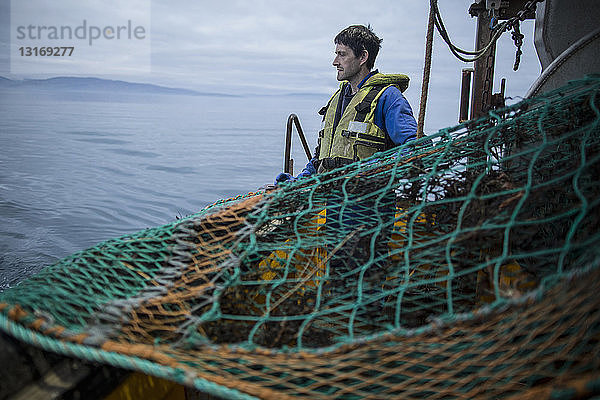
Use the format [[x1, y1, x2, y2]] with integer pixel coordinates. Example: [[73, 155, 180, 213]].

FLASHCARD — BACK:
[[333, 43, 363, 82]]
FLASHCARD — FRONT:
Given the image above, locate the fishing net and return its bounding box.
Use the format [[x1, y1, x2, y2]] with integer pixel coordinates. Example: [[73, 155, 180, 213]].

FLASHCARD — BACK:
[[1, 76, 600, 399]]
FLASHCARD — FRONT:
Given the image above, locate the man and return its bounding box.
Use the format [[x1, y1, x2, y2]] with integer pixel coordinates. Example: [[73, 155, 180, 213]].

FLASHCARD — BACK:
[[276, 24, 417, 181], [274, 26, 418, 318]]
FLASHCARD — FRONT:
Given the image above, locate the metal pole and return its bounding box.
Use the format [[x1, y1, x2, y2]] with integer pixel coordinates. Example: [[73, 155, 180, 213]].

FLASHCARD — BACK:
[[470, 5, 497, 119], [417, 4, 436, 138]]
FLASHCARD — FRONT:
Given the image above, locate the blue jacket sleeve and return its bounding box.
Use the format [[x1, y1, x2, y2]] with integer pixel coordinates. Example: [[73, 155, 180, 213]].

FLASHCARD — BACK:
[[373, 86, 417, 145]]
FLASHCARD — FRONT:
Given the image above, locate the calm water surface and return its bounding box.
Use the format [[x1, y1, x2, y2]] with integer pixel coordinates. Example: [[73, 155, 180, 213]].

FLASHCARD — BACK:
[[0, 89, 324, 288]]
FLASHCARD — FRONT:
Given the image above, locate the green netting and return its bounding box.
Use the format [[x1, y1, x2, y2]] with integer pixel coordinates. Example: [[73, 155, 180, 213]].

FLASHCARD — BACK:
[[1, 75, 600, 399]]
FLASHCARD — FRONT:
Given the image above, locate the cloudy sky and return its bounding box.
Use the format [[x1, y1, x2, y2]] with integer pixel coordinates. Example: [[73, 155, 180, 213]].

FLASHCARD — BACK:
[[0, 0, 542, 132]]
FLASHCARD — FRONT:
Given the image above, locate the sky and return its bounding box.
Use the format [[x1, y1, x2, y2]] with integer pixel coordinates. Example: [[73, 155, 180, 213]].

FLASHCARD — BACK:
[[0, 0, 543, 133]]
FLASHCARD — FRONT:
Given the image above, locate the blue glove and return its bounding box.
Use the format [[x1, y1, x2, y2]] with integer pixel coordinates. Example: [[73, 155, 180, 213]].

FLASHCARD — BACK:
[[274, 158, 318, 185], [296, 157, 317, 178], [274, 172, 295, 185]]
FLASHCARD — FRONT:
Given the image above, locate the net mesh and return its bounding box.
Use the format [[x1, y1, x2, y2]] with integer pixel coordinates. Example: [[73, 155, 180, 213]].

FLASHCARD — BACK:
[[1, 76, 600, 399]]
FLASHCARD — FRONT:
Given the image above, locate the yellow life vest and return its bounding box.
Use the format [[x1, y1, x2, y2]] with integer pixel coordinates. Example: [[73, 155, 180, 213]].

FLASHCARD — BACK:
[[317, 73, 409, 171]]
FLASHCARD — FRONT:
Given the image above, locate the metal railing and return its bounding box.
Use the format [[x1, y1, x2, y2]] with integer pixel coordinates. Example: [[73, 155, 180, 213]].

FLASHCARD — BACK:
[[284, 114, 312, 174]]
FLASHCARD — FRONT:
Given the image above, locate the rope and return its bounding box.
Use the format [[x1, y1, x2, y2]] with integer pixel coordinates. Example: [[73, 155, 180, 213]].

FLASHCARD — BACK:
[[417, 4, 436, 139], [431, 0, 544, 64], [512, 21, 524, 70]]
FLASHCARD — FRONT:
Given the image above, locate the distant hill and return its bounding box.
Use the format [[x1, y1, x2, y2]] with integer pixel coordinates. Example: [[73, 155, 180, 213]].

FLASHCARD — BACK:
[[0, 76, 236, 97]]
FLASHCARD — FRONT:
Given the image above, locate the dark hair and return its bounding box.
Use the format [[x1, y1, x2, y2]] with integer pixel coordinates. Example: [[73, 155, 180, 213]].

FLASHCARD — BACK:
[[334, 25, 382, 70]]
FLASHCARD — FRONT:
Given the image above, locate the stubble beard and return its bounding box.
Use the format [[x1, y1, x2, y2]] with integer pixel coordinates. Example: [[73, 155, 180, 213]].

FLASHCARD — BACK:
[[337, 67, 358, 82]]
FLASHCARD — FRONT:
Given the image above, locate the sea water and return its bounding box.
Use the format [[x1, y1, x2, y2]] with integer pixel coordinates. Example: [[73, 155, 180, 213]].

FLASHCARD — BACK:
[[0, 88, 324, 289]]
